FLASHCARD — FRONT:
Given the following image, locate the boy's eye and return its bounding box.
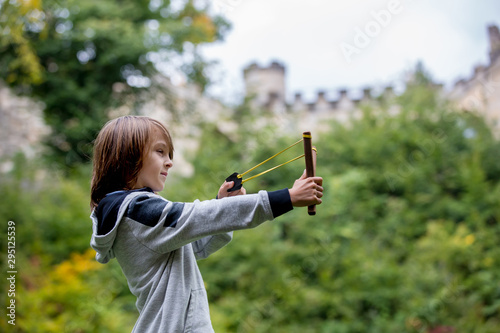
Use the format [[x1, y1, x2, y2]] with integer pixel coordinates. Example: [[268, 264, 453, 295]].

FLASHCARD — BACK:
[[157, 149, 164, 155]]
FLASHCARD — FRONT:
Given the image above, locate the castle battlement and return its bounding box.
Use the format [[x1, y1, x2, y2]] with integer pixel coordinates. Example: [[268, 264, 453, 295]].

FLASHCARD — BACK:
[[1, 25, 498, 171], [451, 25, 500, 90], [244, 24, 500, 132], [448, 24, 500, 131], [243, 60, 397, 116], [488, 25, 500, 63]]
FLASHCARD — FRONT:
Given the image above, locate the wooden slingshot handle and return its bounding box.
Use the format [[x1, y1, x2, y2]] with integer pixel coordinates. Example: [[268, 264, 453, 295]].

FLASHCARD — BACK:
[[303, 131, 317, 216]]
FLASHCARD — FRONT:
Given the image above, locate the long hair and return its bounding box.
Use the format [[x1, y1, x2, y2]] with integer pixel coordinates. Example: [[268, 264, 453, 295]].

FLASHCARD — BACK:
[[90, 116, 173, 210]]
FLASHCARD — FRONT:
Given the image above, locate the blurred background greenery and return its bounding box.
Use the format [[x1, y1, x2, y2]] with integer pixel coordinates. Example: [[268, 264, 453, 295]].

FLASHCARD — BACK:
[[1, 0, 500, 332]]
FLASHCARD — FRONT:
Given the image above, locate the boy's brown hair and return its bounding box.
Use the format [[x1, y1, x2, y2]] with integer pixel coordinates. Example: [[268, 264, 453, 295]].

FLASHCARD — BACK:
[[90, 116, 174, 209]]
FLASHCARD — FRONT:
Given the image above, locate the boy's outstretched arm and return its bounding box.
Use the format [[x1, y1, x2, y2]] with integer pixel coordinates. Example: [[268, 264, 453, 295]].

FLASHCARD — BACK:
[[193, 181, 246, 260], [289, 169, 323, 207]]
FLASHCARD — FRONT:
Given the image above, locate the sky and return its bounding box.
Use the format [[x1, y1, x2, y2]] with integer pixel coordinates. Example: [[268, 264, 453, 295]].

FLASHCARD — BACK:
[[199, 0, 500, 105]]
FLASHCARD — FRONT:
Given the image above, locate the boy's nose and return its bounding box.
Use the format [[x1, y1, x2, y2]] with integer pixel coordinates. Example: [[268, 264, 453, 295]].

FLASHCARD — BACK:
[[165, 158, 173, 168]]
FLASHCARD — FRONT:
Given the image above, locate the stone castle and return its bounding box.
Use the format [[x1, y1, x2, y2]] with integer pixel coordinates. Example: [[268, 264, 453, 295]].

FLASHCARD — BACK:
[[1, 24, 499, 172], [242, 24, 500, 133], [448, 25, 500, 131]]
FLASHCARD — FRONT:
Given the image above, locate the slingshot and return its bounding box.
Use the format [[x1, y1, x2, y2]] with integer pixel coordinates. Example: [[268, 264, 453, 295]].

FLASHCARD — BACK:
[[226, 132, 318, 215]]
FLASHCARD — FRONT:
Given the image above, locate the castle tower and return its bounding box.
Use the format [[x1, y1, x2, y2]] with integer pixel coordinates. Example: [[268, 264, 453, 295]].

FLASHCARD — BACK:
[[488, 25, 500, 63], [243, 61, 286, 112]]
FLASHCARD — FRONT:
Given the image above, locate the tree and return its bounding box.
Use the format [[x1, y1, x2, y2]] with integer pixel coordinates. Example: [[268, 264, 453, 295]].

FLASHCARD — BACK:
[[2, 64, 499, 332], [0, 0, 45, 84], [0, 0, 230, 169], [195, 66, 500, 332]]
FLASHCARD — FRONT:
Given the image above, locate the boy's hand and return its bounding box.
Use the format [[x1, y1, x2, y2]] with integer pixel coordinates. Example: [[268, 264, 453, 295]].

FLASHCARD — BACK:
[[289, 170, 323, 207], [217, 181, 246, 199]]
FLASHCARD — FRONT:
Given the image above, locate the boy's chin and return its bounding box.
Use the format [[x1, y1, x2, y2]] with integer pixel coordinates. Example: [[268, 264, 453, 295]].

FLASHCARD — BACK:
[[152, 184, 165, 192]]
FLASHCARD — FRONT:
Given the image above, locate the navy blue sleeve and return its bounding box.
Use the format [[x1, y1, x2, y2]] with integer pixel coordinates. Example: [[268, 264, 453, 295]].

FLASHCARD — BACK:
[[127, 195, 184, 228], [96, 187, 157, 235], [267, 188, 293, 218], [96, 191, 130, 235]]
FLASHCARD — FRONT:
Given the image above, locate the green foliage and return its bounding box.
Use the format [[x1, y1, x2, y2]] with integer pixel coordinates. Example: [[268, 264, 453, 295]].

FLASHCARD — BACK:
[[15, 250, 136, 332], [196, 73, 500, 332], [0, 154, 91, 263], [1, 66, 500, 332], [0, 0, 230, 169], [0, 0, 45, 84]]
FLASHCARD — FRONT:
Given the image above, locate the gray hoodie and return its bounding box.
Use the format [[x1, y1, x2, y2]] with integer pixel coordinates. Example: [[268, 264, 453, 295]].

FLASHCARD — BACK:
[[90, 187, 292, 332]]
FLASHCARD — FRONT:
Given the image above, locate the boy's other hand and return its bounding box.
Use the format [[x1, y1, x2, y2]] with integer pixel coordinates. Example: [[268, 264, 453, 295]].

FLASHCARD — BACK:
[[289, 170, 323, 207], [218, 181, 246, 199]]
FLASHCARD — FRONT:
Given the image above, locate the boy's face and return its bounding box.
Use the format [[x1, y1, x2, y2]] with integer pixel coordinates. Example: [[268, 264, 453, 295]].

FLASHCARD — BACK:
[[134, 134, 173, 192]]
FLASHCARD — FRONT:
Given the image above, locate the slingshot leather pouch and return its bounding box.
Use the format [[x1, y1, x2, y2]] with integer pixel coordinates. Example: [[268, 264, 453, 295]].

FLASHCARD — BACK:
[[226, 172, 243, 192]]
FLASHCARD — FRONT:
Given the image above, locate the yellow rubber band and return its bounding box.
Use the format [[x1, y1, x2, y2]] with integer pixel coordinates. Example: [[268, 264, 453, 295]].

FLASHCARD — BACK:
[[239, 138, 303, 178], [303, 134, 312, 139], [242, 153, 305, 184], [236, 139, 318, 184]]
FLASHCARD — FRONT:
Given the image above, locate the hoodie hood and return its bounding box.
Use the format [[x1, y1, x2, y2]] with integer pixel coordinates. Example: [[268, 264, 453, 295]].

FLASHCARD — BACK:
[[90, 210, 117, 263], [90, 188, 153, 263]]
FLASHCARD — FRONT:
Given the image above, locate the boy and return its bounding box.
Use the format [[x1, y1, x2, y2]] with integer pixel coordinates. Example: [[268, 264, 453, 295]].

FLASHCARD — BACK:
[[90, 116, 323, 332]]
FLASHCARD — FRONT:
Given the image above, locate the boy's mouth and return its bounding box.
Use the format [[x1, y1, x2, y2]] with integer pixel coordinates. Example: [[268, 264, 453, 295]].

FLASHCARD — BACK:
[[160, 172, 168, 177]]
